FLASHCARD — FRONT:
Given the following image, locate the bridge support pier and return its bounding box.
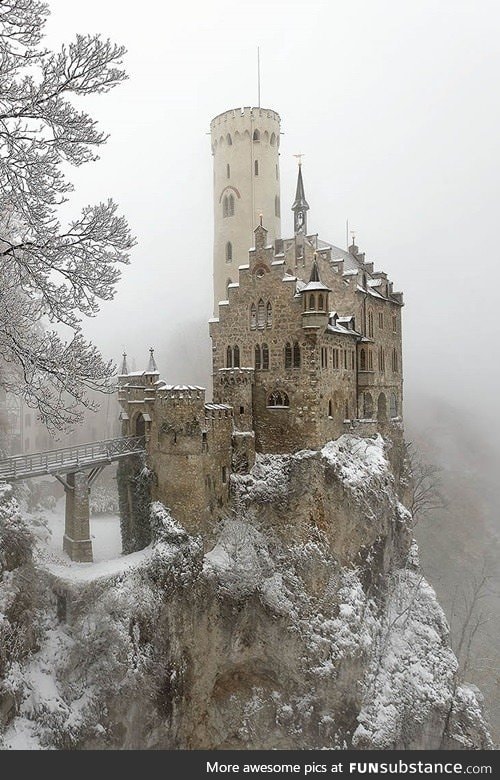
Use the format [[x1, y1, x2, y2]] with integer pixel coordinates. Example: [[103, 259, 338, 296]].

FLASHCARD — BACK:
[[61, 471, 93, 563]]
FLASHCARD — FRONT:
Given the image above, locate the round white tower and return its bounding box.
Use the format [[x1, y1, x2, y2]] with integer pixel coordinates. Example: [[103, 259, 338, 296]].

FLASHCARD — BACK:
[[210, 107, 282, 309]]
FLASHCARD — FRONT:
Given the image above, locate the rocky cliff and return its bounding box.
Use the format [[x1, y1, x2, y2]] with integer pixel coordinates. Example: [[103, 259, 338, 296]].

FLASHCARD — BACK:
[[0, 434, 492, 750]]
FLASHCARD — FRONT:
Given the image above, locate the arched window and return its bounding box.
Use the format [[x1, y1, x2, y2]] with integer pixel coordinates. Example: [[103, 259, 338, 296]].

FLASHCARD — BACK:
[[390, 393, 398, 418], [257, 298, 265, 328], [285, 342, 292, 369], [262, 343, 269, 370], [368, 311, 374, 338], [378, 346, 385, 372], [250, 303, 257, 329], [392, 314, 397, 333], [392, 348, 398, 373], [318, 293, 324, 311], [226, 133, 232, 145], [345, 401, 349, 420], [223, 195, 229, 218], [253, 129, 260, 141], [308, 294, 315, 311], [363, 392, 374, 419], [227, 163, 230, 178], [377, 393, 387, 421], [368, 349, 373, 371], [293, 341, 301, 368], [360, 349, 366, 371], [254, 159, 259, 175], [255, 344, 261, 370], [268, 391, 289, 407], [226, 346, 232, 368], [233, 345, 240, 368], [270, 132, 276, 146], [225, 241, 232, 262], [275, 195, 280, 217], [266, 301, 272, 327], [228, 193, 235, 216], [276, 164, 279, 180], [328, 399, 333, 417]]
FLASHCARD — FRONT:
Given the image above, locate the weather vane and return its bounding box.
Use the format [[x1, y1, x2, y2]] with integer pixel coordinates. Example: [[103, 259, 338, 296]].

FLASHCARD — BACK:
[[293, 153, 305, 166]]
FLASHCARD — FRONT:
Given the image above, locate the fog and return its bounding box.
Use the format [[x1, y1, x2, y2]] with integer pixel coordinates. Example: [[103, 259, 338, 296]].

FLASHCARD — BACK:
[[45, 0, 500, 452]]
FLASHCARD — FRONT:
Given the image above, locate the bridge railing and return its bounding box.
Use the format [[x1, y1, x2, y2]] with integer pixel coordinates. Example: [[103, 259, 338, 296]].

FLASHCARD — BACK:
[[0, 436, 146, 481]]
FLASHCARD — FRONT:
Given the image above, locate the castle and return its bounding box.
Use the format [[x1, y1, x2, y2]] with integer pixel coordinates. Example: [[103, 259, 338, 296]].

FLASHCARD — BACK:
[[118, 106, 404, 534]]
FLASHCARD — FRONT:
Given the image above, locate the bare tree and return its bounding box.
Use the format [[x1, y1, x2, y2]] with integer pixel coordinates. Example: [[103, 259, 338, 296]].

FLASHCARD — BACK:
[[0, 1, 135, 430], [405, 442, 446, 525]]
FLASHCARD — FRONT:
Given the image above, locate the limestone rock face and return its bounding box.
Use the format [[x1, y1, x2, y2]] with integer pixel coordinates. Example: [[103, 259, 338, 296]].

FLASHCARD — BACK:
[[0, 436, 492, 750]]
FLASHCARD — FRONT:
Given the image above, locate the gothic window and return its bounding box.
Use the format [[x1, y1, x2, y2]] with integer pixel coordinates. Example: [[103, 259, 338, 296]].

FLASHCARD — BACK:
[[262, 343, 269, 370], [392, 348, 398, 373], [254, 159, 259, 175], [378, 346, 385, 372], [392, 313, 397, 333], [368, 349, 373, 371], [328, 399, 333, 417], [228, 193, 235, 216], [318, 293, 324, 311], [321, 347, 328, 369], [223, 195, 228, 218], [390, 393, 398, 418], [345, 400, 349, 419], [226, 346, 232, 368], [285, 342, 292, 369], [270, 132, 276, 146], [227, 163, 230, 178], [343, 349, 348, 369], [257, 299, 265, 328], [250, 303, 257, 329], [276, 164, 279, 180], [360, 348, 366, 371], [368, 311, 374, 338], [378, 311, 384, 329], [222, 466, 228, 483], [225, 241, 232, 262], [308, 294, 315, 311], [266, 301, 272, 327], [253, 129, 260, 141], [233, 345, 240, 368], [363, 392, 374, 419], [351, 351, 355, 370], [332, 347, 339, 369], [268, 390, 289, 407], [293, 341, 301, 368], [275, 195, 280, 217], [226, 133, 232, 146], [255, 344, 262, 370]]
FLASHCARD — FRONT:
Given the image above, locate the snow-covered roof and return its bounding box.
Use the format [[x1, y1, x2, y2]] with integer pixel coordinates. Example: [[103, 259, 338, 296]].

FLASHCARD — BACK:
[[205, 403, 232, 411], [156, 383, 205, 392], [326, 323, 360, 338]]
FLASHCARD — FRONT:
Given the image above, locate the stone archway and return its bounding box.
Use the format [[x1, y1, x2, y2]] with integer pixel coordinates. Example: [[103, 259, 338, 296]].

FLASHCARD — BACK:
[[377, 393, 387, 422], [135, 413, 146, 437]]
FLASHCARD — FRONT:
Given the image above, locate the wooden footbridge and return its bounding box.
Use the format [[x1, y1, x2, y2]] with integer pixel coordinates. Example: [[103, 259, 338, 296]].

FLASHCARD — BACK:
[[0, 436, 146, 563]]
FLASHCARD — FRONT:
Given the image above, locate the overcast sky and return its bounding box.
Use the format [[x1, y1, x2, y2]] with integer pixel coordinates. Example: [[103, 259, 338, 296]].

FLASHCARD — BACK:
[[45, 0, 500, 449]]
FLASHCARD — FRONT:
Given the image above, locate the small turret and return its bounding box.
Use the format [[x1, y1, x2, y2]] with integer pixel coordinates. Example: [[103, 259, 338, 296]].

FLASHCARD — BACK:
[[301, 259, 331, 329], [120, 352, 129, 376]]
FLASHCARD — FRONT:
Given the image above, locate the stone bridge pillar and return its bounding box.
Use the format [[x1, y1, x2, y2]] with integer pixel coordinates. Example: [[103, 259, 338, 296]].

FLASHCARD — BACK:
[[62, 471, 93, 563]]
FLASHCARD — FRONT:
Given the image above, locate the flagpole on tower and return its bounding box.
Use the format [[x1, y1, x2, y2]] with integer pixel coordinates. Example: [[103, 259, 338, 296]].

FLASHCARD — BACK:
[[257, 46, 261, 108]]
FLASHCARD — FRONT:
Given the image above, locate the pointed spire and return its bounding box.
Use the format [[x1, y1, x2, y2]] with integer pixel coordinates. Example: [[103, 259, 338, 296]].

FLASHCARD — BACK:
[[147, 347, 158, 373], [292, 161, 309, 235], [309, 257, 320, 283], [120, 352, 129, 375]]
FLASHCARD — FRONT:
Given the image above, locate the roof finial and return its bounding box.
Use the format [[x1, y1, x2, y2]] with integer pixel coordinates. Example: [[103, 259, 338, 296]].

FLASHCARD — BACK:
[[147, 347, 158, 373], [293, 153, 305, 166], [259, 213, 263, 227]]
